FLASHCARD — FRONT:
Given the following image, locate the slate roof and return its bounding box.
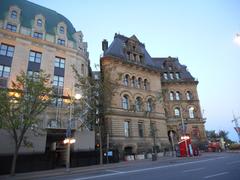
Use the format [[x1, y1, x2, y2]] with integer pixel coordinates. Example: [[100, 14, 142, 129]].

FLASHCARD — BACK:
[[0, 0, 76, 41], [104, 34, 156, 68], [103, 33, 195, 81]]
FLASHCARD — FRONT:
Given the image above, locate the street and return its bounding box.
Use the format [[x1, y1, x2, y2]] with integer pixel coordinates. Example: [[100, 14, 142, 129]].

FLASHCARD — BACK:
[[34, 153, 240, 180]]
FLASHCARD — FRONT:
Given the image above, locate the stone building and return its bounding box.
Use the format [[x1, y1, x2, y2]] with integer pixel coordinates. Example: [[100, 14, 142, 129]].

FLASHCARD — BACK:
[[100, 34, 206, 157], [0, 0, 94, 159]]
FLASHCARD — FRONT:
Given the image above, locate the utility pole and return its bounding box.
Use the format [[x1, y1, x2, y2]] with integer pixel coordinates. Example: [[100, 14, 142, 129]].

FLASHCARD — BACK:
[[232, 113, 240, 143]]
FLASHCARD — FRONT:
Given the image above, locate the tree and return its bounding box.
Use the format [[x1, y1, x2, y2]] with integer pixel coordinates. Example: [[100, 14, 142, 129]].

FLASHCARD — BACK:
[[0, 71, 53, 175], [72, 65, 116, 164]]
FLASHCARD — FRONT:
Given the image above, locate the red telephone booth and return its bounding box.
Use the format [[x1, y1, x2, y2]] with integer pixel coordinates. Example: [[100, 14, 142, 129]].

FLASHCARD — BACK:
[[178, 136, 192, 157]]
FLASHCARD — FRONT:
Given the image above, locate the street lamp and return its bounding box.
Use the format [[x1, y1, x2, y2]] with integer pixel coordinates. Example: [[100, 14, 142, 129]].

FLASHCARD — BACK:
[[64, 93, 81, 172]]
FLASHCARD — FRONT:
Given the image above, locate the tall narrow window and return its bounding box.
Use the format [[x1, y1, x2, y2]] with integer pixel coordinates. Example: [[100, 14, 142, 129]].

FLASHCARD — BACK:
[[122, 95, 129, 110], [138, 122, 144, 138], [124, 121, 130, 137], [147, 98, 153, 112], [189, 107, 195, 118], [135, 97, 142, 112], [123, 74, 129, 86], [186, 91, 192, 100], [169, 73, 174, 79], [131, 76, 136, 87], [164, 73, 168, 80], [81, 64, 85, 75], [176, 91, 180, 100], [175, 72, 180, 79], [143, 79, 148, 90], [174, 107, 180, 117], [11, 10, 17, 19], [170, 91, 174, 101], [137, 77, 142, 88]]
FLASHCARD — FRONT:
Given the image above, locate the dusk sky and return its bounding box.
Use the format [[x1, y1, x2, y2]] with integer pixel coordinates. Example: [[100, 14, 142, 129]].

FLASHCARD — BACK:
[[29, 0, 240, 141]]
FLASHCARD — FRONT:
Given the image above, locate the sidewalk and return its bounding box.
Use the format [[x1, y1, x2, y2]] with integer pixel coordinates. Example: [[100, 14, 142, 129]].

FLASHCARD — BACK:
[[0, 155, 181, 180]]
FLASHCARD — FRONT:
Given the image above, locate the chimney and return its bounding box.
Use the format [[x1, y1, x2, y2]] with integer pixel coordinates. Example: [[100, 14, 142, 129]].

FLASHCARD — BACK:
[[102, 39, 108, 53]]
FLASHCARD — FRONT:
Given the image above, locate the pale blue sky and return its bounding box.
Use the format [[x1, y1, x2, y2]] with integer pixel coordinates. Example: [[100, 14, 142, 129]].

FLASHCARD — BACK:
[[29, 0, 240, 141]]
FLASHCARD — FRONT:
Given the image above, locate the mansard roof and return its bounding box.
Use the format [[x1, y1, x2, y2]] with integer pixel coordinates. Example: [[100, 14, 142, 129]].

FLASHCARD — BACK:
[[104, 33, 156, 68], [0, 0, 76, 41]]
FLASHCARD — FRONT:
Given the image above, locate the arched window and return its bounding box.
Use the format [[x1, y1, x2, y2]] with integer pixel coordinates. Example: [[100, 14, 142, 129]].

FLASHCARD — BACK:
[[137, 77, 142, 88], [37, 19, 42, 27], [122, 95, 129, 110], [143, 79, 148, 90], [174, 107, 180, 117], [59, 26, 65, 34], [189, 107, 195, 118], [123, 74, 129, 86], [131, 76, 136, 87], [169, 91, 174, 100], [135, 97, 142, 112], [11, 10, 17, 19], [147, 98, 153, 112], [176, 91, 180, 100], [186, 91, 192, 100]]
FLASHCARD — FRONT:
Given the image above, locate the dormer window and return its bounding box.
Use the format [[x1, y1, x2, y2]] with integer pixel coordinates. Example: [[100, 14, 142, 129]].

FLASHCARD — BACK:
[[37, 19, 42, 27], [6, 23, 17, 32], [59, 26, 65, 34], [57, 39, 65, 46], [11, 10, 17, 19], [175, 72, 180, 79]]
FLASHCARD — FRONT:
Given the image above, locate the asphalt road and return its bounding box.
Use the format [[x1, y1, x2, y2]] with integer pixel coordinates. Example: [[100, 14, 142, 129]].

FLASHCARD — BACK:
[[35, 153, 240, 180]]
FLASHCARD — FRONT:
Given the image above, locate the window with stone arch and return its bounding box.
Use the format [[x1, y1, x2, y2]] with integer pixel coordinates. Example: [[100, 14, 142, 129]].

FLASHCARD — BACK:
[[131, 76, 136, 87], [169, 91, 174, 100], [176, 91, 181, 100], [174, 107, 180, 117], [189, 107, 195, 118], [123, 74, 130, 86], [135, 97, 142, 112], [122, 95, 129, 110], [186, 91, 192, 100], [143, 79, 149, 90], [146, 98, 154, 112], [137, 77, 142, 88]]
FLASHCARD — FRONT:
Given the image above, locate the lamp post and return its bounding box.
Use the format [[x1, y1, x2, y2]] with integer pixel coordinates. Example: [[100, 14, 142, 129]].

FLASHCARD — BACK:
[[64, 93, 81, 172]]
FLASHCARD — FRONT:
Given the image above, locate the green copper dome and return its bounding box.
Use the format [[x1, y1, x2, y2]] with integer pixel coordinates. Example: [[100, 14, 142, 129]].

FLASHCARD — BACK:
[[0, 0, 76, 41]]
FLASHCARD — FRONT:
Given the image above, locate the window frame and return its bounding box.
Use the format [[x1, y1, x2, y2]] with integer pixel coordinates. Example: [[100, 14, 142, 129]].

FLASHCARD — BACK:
[[174, 107, 180, 117], [124, 121, 130, 137], [122, 95, 129, 110], [53, 75, 64, 87], [0, 65, 11, 78], [37, 19, 43, 27], [11, 10, 17, 19], [138, 122, 144, 138], [33, 32, 43, 39], [29, 51, 42, 63], [55, 57, 65, 69], [6, 23, 17, 32], [0, 44, 15, 57]]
